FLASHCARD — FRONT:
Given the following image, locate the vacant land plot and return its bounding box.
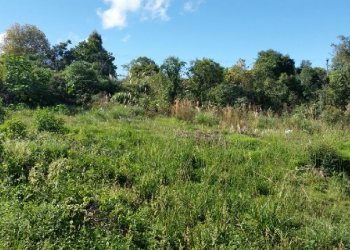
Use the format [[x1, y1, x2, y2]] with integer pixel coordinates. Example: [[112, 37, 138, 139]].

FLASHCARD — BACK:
[[0, 105, 349, 249]]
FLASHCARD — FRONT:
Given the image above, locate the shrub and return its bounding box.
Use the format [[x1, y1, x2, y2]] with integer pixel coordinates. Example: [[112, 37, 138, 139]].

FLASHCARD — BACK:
[[2, 140, 34, 181], [0, 119, 27, 139], [292, 104, 319, 120], [34, 110, 65, 133], [53, 104, 71, 115], [47, 158, 71, 186], [28, 163, 47, 185], [320, 106, 344, 124], [286, 113, 319, 134], [111, 92, 136, 105]]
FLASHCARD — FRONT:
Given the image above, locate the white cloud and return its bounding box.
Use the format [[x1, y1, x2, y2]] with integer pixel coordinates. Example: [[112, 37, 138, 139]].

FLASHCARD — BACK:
[[98, 0, 141, 29], [183, 0, 204, 12], [99, 0, 172, 29], [143, 0, 171, 21], [122, 34, 131, 43]]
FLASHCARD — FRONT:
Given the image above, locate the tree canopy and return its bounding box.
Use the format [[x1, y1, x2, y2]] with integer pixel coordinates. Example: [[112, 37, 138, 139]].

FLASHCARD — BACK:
[[160, 56, 186, 103], [0, 23, 50, 58], [72, 32, 117, 78], [1, 22, 350, 114], [188, 58, 224, 104], [128, 57, 159, 79]]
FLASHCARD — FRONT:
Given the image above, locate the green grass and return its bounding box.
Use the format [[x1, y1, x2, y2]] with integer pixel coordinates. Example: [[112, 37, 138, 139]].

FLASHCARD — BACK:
[[0, 104, 349, 249]]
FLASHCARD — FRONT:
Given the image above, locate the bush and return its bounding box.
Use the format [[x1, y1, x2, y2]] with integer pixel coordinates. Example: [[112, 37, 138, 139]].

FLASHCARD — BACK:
[[2, 140, 34, 181], [320, 106, 344, 124], [286, 111, 319, 134], [111, 92, 136, 105], [53, 104, 72, 115], [34, 110, 65, 133], [0, 119, 27, 139], [47, 158, 71, 185]]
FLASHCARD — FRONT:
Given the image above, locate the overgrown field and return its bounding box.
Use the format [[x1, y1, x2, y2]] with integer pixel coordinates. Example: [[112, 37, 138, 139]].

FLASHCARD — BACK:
[[0, 105, 350, 249]]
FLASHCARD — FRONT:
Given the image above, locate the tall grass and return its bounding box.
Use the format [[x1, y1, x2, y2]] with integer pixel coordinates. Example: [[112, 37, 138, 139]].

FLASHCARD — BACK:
[[0, 104, 349, 249], [172, 99, 196, 121]]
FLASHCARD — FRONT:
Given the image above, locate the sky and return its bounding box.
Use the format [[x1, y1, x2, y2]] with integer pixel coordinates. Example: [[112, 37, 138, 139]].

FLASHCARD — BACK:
[[1, 0, 350, 76]]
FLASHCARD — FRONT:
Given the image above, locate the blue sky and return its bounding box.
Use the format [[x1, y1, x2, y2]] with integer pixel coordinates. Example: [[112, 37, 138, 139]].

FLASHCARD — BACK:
[[1, 0, 350, 76]]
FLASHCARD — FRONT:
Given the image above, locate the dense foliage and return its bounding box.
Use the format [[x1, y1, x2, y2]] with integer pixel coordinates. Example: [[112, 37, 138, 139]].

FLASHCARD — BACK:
[[0, 24, 117, 107], [0, 23, 350, 116]]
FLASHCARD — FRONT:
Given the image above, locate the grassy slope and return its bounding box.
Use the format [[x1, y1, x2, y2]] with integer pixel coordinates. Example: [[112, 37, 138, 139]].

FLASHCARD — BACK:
[[0, 105, 350, 249]]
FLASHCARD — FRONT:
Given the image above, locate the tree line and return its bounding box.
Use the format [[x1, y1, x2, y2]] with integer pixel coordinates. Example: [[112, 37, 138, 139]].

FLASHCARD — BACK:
[[1, 23, 350, 115]]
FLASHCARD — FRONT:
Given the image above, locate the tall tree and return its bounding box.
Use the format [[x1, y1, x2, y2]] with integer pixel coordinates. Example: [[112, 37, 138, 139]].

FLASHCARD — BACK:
[[332, 35, 350, 71], [128, 56, 159, 79], [297, 61, 327, 102], [324, 36, 350, 108], [253, 49, 295, 80], [188, 58, 224, 104], [225, 59, 253, 89], [160, 56, 186, 103], [252, 50, 298, 109], [217, 59, 253, 106], [49, 40, 74, 71], [0, 23, 50, 57], [72, 31, 116, 78]]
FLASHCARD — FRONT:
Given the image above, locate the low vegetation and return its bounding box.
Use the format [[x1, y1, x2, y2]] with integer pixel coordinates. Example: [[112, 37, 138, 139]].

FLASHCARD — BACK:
[[0, 104, 349, 249]]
